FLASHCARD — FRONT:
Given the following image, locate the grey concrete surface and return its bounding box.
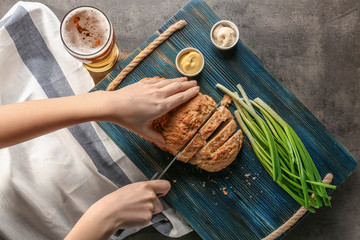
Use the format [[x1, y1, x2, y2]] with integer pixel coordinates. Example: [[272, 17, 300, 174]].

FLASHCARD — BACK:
[[1, 0, 359, 239]]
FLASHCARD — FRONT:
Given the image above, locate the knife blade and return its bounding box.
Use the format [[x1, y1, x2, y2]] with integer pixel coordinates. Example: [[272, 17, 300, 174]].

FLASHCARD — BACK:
[[150, 150, 182, 180], [150, 101, 221, 180]]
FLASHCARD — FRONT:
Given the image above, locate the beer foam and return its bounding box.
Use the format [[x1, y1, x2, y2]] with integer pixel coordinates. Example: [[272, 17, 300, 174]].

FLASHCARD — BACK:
[[61, 7, 111, 55]]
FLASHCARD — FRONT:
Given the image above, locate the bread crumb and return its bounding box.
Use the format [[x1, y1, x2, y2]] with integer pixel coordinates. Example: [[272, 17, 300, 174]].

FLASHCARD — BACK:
[[222, 187, 228, 195], [202, 182, 206, 187], [248, 182, 251, 186], [245, 173, 251, 178], [252, 177, 257, 180], [260, 190, 263, 194], [250, 196, 253, 199], [173, 179, 177, 183], [225, 176, 229, 180]]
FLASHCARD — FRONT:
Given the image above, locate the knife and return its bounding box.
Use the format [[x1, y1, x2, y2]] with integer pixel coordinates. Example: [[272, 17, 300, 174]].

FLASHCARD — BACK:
[[114, 101, 221, 237], [114, 128, 198, 237]]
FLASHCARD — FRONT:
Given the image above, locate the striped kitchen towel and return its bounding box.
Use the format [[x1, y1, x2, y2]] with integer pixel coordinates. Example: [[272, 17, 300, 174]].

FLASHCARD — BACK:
[[0, 2, 191, 239]]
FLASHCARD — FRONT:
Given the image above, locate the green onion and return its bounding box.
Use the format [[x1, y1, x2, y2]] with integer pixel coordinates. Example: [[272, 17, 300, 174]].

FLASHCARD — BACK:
[[217, 83, 336, 212]]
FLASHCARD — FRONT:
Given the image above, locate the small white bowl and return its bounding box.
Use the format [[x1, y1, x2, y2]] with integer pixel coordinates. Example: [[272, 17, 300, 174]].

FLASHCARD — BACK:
[[175, 47, 205, 77], [210, 20, 239, 50]]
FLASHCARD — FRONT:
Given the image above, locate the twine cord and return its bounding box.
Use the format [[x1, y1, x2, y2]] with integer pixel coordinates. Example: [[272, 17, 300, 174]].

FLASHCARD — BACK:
[[106, 20, 187, 91], [263, 173, 333, 240]]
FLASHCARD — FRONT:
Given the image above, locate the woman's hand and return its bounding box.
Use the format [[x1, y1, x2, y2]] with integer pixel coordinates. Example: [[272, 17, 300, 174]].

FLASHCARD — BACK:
[[104, 77, 199, 147], [65, 180, 171, 240], [99, 180, 170, 230]]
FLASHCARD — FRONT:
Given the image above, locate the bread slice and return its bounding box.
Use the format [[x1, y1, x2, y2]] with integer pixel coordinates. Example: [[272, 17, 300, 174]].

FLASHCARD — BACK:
[[189, 118, 237, 165], [196, 130, 243, 172], [152, 93, 217, 157], [177, 106, 232, 162]]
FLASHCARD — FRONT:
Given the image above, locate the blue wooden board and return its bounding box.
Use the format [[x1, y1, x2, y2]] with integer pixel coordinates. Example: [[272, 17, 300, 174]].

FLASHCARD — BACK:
[[91, 0, 357, 239]]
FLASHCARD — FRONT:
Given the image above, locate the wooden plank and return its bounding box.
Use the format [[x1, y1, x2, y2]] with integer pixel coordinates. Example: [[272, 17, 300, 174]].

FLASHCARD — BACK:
[[91, 0, 357, 239]]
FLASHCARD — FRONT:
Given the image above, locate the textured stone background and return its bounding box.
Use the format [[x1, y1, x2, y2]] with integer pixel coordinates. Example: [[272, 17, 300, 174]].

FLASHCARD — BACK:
[[1, 0, 359, 239]]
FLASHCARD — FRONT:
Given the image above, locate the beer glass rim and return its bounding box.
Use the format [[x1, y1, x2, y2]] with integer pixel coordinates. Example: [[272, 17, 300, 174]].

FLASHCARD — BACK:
[[60, 6, 113, 58]]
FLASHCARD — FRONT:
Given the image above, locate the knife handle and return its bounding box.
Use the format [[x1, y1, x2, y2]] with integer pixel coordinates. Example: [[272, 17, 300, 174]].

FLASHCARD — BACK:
[[114, 229, 123, 237]]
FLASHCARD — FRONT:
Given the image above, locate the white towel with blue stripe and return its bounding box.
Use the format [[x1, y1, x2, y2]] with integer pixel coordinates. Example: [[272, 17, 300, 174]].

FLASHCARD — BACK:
[[0, 2, 192, 239]]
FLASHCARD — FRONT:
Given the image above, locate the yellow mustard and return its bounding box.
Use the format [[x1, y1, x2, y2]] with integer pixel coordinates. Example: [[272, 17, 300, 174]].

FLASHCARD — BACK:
[[178, 50, 203, 74]]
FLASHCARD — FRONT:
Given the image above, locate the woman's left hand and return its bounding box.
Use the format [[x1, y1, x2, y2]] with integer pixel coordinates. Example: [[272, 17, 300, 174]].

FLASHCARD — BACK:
[[103, 77, 199, 147]]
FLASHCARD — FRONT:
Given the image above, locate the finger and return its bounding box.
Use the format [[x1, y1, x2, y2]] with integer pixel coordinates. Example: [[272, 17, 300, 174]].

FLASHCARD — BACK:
[[140, 77, 163, 84], [160, 80, 197, 97], [154, 77, 187, 88], [148, 180, 171, 197], [164, 86, 200, 110], [152, 197, 163, 214], [143, 127, 165, 148]]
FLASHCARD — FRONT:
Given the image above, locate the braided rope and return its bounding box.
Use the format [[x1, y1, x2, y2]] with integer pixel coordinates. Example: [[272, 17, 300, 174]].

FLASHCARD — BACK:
[[263, 173, 333, 240], [106, 20, 187, 91]]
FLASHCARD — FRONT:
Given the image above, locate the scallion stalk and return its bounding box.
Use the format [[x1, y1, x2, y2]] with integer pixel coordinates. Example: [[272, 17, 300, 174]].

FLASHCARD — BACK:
[[217, 83, 336, 211]]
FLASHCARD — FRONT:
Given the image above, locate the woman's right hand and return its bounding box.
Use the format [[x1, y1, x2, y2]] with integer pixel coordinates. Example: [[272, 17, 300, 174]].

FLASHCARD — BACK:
[[65, 180, 171, 240]]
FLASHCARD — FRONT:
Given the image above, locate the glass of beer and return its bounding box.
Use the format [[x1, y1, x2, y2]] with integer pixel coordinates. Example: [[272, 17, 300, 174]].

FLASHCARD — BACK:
[[60, 6, 120, 73]]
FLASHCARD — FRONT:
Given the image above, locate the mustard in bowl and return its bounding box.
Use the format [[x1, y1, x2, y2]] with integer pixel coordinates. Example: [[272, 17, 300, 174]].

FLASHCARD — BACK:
[[175, 47, 204, 77]]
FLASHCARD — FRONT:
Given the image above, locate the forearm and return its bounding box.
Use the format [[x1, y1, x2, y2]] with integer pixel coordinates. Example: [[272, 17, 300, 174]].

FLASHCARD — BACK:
[[0, 91, 112, 148]]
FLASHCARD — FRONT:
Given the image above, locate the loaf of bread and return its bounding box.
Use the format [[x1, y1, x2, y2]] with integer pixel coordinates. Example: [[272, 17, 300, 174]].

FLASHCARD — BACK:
[[147, 77, 243, 172]]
